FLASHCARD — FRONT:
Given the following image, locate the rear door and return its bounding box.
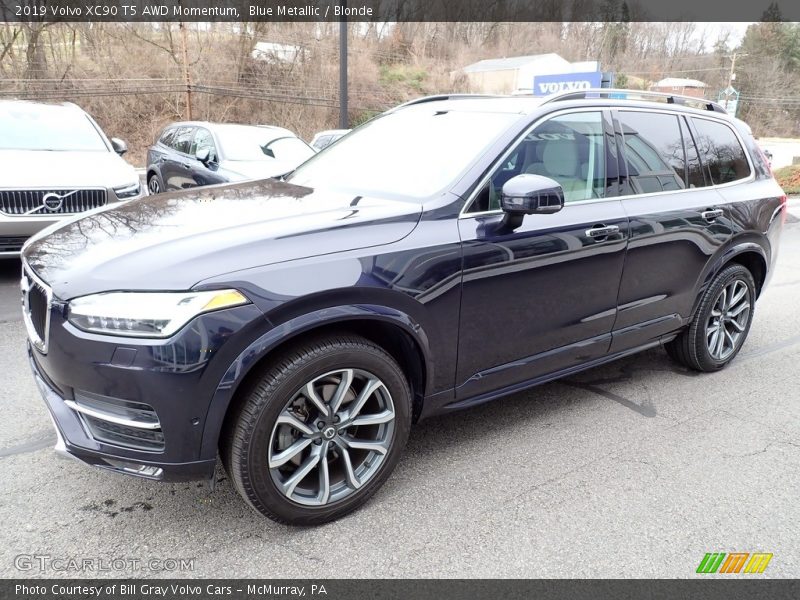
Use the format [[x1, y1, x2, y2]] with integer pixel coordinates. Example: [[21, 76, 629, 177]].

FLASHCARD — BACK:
[[456, 109, 629, 400], [610, 109, 736, 352], [148, 127, 175, 175], [161, 126, 196, 190]]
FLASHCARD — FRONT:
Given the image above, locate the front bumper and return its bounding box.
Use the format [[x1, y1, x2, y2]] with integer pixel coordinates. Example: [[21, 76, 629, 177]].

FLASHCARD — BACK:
[[30, 345, 218, 481], [27, 300, 264, 482]]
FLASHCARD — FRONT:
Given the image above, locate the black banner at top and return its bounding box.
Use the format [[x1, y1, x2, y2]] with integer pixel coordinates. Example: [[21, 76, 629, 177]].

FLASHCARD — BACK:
[[1, 0, 800, 22]]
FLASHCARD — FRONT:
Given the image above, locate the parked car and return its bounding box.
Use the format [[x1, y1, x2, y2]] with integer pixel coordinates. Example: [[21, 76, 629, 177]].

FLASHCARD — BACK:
[[310, 128, 350, 151], [0, 100, 141, 257], [22, 91, 785, 525], [146, 122, 315, 194]]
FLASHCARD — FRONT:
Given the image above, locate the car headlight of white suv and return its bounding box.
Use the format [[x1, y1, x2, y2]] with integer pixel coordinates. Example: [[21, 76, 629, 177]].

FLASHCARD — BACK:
[[113, 182, 142, 199]]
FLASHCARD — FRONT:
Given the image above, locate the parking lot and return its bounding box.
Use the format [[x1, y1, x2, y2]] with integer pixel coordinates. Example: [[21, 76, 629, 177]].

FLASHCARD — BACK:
[[1, 204, 799, 579]]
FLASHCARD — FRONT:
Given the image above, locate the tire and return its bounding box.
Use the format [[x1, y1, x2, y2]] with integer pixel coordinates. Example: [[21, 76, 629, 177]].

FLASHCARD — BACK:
[[147, 173, 162, 195], [665, 263, 756, 372], [221, 334, 412, 525]]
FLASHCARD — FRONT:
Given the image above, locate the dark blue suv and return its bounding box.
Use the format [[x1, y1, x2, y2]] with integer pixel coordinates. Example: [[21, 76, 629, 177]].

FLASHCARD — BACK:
[[21, 91, 786, 524]]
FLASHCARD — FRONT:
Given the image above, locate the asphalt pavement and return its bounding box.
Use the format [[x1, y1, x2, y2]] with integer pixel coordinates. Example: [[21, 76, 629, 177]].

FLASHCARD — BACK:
[[1, 204, 799, 578]]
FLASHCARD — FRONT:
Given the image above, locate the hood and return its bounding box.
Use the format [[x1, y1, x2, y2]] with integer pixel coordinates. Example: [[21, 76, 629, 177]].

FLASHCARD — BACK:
[[220, 159, 300, 181], [23, 178, 422, 299], [0, 150, 138, 188]]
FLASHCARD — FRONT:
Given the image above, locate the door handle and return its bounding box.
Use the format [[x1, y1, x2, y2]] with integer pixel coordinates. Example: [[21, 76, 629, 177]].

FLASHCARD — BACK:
[[181, 163, 192, 169], [585, 224, 620, 239], [701, 208, 724, 221]]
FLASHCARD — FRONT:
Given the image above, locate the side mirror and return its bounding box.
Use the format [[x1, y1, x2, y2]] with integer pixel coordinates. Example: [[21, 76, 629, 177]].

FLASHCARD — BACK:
[[195, 147, 213, 165], [110, 137, 128, 156], [500, 174, 564, 229]]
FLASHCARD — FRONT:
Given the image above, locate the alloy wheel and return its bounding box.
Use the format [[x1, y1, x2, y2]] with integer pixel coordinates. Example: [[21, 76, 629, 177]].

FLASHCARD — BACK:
[[268, 368, 395, 506], [705, 278, 751, 361], [148, 177, 160, 194]]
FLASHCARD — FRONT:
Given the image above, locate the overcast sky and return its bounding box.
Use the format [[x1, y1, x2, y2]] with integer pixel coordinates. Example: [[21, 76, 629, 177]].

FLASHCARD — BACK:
[[696, 22, 754, 51]]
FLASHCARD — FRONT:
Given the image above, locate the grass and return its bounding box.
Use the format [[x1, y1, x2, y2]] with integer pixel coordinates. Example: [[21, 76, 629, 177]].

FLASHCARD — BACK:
[[379, 65, 428, 91], [775, 164, 800, 195]]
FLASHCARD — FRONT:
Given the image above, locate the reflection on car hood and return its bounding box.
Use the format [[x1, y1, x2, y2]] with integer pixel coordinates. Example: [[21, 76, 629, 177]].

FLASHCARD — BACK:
[[0, 150, 138, 188], [23, 178, 422, 299], [221, 159, 301, 181]]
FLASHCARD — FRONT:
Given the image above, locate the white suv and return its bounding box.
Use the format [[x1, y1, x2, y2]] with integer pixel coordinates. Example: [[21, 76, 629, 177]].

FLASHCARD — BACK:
[[0, 100, 143, 257]]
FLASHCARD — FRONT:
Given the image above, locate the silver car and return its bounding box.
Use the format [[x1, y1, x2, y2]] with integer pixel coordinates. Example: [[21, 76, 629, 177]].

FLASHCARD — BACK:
[[310, 128, 350, 151], [0, 100, 143, 257]]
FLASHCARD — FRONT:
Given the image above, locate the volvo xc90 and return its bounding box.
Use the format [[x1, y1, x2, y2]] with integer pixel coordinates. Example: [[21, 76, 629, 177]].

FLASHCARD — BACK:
[[22, 91, 785, 524]]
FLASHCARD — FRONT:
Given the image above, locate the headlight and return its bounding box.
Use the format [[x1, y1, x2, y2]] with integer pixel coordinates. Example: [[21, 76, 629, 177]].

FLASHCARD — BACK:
[[113, 182, 141, 199], [67, 290, 249, 338]]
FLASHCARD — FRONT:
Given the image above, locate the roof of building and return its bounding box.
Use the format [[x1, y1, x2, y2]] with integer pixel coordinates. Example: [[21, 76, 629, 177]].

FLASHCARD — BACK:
[[652, 77, 707, 88], [461, 53, 570, 74]]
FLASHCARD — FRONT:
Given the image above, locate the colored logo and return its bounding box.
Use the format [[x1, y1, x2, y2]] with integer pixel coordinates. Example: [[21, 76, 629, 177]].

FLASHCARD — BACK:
[[696, 552, 773, 574]]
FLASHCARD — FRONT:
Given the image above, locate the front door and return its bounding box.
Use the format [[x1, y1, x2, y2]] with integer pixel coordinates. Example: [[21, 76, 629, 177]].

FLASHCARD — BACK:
[[456, 109, 629, 401], [187, 127, 227, 188]]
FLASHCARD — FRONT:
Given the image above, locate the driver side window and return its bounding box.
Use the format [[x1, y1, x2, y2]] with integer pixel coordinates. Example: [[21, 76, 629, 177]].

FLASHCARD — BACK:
[[191, 128, 217, 163], [468, 111, 608, 213]]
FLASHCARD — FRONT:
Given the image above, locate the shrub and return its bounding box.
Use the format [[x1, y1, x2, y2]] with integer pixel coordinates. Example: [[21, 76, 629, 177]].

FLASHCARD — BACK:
[[775, 165, 800, 195]]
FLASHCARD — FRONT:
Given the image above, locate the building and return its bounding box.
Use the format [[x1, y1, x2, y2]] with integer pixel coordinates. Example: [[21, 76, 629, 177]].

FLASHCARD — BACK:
[[649, 77, 707, 98], [454, 53, 601, 95], [251, 42, 304, 63]]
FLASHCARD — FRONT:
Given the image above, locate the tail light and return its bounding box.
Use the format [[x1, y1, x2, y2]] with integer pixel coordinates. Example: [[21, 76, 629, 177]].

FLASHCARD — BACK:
[[780, 194, 787, 226]]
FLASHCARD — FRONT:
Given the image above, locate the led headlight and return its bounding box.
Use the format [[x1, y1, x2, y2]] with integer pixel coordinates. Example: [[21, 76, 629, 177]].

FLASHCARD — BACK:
[[67, 290, 249, 338], [113, 182, 142, 199]]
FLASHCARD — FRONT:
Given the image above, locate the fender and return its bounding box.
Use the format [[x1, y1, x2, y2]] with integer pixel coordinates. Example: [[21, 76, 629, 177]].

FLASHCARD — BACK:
[[688, 236, 770, 323], [197, 304, 435, 460], [145, 166, 162, 186]]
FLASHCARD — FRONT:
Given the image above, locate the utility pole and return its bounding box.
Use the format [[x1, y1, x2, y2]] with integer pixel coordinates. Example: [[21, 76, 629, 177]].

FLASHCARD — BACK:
[[179, 21, 193, 120], [339, 2, 348, 129], [727, 52, 748, 88]]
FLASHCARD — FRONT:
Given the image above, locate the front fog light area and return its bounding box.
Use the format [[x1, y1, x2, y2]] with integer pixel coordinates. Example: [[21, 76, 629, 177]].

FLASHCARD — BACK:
[[113, 182, 141, 199], [67, 290, 248, 338]]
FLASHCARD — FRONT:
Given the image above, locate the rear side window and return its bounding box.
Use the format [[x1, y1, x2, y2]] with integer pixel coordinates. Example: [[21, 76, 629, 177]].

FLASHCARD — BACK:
[[680, 117, 706, 188], [691, 118, 751, 185], [158, 128, 175, 146], [618, 111, 687, 194]]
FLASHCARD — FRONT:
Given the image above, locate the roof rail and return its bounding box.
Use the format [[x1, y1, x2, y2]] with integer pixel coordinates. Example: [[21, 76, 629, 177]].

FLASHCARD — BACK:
[[392, 93, 504, 111], [541, 88, 728, 115]]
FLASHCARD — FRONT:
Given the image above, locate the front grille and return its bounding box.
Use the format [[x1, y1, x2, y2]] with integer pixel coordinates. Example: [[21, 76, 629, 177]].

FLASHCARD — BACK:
[[21, 265, 51, 353], [0, 189, 107, 215], [69, 391, 165, 452], [27, 281, 48, 341], [0, 236, 28, 253]]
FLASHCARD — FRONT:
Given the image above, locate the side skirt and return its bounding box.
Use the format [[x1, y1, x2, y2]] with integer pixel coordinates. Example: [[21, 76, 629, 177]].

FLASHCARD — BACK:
[[423, 336, 676, 418]]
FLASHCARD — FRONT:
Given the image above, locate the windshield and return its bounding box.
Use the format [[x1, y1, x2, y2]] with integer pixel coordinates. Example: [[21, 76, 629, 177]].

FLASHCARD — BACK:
[[287, 108, 520, 199], [0, 104, 108, 151], [215, 125, 314, 162]]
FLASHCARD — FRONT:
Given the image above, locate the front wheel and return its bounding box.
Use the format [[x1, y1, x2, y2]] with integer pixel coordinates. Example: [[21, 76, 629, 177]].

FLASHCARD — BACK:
[[666, 263, 756, 372], [222, 334, 412, 525]]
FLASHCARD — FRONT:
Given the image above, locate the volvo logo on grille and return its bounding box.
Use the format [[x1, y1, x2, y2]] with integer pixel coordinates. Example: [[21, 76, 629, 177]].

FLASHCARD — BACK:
[[42, 193, 65, 212]]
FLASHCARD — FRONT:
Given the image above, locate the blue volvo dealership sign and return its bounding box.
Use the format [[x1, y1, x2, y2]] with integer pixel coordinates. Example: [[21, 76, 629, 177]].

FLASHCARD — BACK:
[[533, 71, 603, 96]]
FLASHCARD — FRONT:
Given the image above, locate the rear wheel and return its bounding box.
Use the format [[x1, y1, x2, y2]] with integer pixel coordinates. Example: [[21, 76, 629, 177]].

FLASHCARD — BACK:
[[666, 264, 756, 372], [147, 174, 162, 195], [222, 334, 411, 525]]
